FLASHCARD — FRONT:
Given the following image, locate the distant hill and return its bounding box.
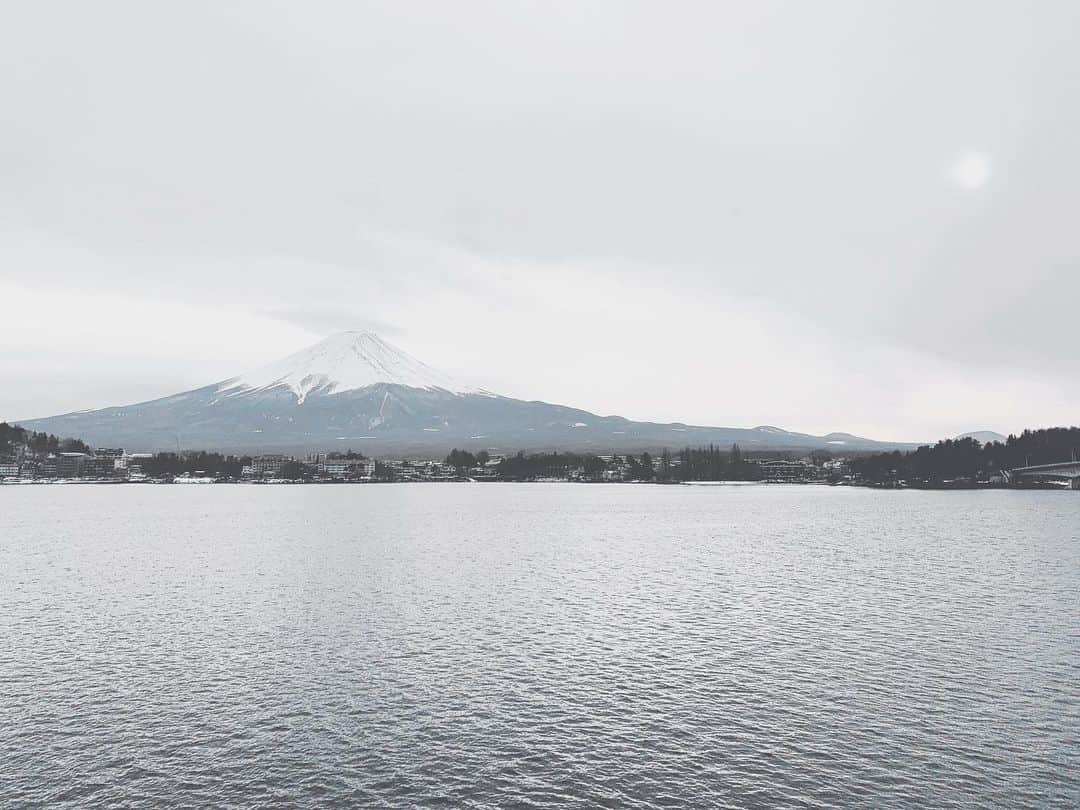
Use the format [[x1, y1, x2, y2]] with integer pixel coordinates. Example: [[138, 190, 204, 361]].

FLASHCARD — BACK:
[[957, 431, 1009, 445], [16, 332, 918, 456]]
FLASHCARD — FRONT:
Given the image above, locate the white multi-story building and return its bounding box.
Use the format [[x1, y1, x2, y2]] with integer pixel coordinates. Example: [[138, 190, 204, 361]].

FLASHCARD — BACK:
[[318, 461, 351, 477]]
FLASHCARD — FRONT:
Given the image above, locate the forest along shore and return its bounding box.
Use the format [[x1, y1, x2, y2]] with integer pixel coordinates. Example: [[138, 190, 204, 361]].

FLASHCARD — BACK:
[[2, 422, 1077, 489]]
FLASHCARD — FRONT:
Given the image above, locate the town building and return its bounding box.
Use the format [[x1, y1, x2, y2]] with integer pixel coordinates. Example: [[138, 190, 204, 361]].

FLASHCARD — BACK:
[[250, 455, 288, 477], [56, 452, 90, 478], [756, 459, 821, 482]]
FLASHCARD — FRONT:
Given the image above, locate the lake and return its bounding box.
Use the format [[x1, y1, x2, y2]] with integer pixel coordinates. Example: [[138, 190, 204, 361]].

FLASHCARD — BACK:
[[1, 484, 1077, 807]]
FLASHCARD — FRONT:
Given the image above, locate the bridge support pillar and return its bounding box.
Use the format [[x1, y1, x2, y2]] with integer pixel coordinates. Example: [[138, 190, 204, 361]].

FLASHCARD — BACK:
[[1072, 478, 1080, 491]]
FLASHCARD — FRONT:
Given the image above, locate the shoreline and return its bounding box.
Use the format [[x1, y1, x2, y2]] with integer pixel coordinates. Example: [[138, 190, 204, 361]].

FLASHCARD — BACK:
[[1, 478, 1073, 491]]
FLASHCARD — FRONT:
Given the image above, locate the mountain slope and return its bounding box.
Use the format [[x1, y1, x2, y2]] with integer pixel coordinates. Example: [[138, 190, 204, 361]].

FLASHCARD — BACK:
[[16, 332, 915, 455]]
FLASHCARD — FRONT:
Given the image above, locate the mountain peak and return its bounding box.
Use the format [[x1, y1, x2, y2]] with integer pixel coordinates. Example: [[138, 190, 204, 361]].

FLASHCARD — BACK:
[[219, 331, 485, 403]]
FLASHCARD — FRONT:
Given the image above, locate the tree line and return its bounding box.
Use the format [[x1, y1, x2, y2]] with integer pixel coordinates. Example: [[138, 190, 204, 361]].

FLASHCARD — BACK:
[[445, 448, 491, 472], [851, 427, 1080, 485], [672, 444, 762, 481], [0, 422, 90, 457], [489, 444, 764, 482], [140, 451, 253, 478]]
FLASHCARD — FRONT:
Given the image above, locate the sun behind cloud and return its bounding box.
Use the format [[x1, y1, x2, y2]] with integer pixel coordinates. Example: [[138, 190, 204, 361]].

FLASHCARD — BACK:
[[949, 152, 993, 190]]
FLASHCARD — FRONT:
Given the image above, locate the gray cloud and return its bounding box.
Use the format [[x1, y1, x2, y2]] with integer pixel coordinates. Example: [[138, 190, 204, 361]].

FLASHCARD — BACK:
[[264, 309, 405, 338], [2, 1, 1077, 439]]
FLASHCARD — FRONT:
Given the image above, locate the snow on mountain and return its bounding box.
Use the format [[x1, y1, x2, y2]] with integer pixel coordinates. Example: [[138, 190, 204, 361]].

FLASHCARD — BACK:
[[14, 330, 918, 455], [217, 331, 487, 403]]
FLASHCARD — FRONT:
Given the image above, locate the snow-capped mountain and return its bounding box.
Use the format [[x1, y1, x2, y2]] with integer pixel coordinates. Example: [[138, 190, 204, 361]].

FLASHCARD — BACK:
[[219, 331, 485, 403], [15, 332, 915, 455]]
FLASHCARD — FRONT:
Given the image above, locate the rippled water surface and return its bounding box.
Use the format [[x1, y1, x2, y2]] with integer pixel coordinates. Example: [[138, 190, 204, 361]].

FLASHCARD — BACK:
[[2, 484, 1078, 808]]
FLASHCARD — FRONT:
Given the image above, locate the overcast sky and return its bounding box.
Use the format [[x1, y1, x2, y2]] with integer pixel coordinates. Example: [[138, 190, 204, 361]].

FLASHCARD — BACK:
[[2, 1, 1077, 442]]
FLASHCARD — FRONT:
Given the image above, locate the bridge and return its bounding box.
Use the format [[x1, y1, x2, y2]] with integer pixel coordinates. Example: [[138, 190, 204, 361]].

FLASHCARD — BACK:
[[1005, 461, 1080, 489]]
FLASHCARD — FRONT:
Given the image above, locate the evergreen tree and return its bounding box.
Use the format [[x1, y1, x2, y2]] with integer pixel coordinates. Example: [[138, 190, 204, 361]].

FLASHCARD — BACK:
[[640, 452, 654, 480]]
